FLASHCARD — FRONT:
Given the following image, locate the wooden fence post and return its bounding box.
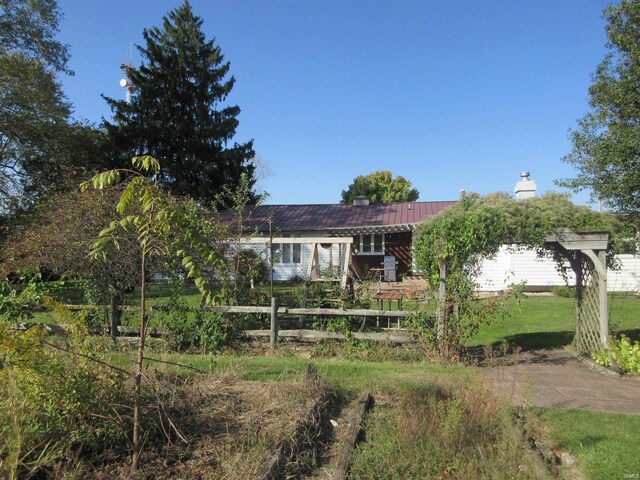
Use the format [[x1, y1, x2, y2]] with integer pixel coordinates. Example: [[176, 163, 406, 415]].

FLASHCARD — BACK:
[[436, 257, 446, 348], [270, 297, 279, 349]]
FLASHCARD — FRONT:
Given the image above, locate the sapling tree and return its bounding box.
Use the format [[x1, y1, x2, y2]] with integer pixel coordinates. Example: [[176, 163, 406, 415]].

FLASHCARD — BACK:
[[83, 155, 222, 470], [215, 173, 268, 305]]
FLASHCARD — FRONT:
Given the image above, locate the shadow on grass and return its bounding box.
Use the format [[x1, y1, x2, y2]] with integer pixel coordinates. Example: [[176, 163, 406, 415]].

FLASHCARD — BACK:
[[500, 331, 575, 351], [615, 328, 640, 342], [466, 331, 574, 364], [482, 328, 640, 352]]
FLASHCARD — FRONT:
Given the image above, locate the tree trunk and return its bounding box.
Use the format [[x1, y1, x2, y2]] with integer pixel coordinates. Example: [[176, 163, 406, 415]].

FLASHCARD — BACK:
[[109, 292, 123, 340], [132, 252, 147, 471]]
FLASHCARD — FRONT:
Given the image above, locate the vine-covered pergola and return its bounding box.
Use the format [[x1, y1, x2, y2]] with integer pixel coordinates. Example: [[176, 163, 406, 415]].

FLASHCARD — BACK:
[[412, 192, 619, 360], [545, 231, 610, 353]]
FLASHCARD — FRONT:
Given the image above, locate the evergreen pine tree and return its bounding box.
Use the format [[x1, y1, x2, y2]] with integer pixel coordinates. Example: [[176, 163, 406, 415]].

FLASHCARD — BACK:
[[103, 1, 256, 202]]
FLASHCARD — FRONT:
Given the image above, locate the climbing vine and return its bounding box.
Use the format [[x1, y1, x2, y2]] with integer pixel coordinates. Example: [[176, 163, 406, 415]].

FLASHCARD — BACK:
[[412, 192, 621, 361]]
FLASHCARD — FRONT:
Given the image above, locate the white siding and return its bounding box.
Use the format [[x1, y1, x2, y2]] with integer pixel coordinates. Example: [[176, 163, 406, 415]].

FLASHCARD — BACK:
[[241, 234, 348, 282], [476, 247, 640, 292], [243, 237, 640, 293], [608, 254, 640, 292]]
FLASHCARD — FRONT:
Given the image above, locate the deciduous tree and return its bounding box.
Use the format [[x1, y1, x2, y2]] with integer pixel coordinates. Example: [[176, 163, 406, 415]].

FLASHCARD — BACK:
[[84, 155, 223, 469], [0, 187, 144, 338], [558, 0, 640, 216], [0, 0, 106, 215], [340, 170, 419, 204]]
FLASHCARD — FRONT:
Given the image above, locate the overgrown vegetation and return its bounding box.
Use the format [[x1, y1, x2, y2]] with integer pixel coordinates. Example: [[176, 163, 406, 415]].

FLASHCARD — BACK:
[[412, 192, 622, 361], [0, 276, 58, 323], [0, 314, 128, 479], [348, 381, 551, 479]]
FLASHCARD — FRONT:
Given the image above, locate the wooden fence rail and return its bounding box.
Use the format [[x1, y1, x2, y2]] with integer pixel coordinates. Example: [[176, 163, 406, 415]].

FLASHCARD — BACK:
[[245, 329, 413, 343], [17, 302, 419, 348], [64, 304, 412, 318]]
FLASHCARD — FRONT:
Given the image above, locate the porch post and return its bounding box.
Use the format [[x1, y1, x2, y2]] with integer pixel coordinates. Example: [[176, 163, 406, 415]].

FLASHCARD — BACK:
[[597, 250, 609, 348]]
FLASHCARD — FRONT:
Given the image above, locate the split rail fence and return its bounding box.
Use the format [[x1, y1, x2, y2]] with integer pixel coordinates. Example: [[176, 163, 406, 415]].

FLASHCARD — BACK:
[[15, 301, 417, 347]]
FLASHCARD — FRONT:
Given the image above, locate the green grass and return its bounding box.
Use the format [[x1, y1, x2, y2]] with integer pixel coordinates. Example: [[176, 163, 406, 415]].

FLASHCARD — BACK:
[[471, 294, 640, 349], [535, 408, 640, 479], [110, 351, 474, 395]]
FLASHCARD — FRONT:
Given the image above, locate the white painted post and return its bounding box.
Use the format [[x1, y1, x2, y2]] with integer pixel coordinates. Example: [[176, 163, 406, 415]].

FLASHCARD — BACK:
[[597, 250, 609, 348]]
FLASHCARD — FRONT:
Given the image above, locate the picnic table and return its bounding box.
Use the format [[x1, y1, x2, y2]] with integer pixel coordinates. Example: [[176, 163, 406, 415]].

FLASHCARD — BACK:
[[372, 290, 404, 310]]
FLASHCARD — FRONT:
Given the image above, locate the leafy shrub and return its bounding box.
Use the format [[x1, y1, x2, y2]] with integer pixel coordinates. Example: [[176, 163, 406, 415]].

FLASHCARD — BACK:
[[408, 292, 514, 363], [592, 335, 640, 373], [0, 320, 129, 479], [552, 285, 576, 298], [155, 278, 235, 352], [158, 305, 233, 353], [0, 276, 60, 323]]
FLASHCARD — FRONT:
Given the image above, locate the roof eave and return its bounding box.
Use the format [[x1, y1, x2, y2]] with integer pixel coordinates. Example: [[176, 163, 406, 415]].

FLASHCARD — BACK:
[[327, 223, 419, 236]]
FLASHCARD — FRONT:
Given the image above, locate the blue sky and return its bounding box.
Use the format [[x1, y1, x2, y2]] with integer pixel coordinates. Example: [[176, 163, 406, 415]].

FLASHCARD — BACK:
[[57, 0, 611, 205]]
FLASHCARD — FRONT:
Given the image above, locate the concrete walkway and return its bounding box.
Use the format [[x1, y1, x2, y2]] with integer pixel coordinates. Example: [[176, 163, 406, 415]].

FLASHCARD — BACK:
[[479, 349, 640, 416]]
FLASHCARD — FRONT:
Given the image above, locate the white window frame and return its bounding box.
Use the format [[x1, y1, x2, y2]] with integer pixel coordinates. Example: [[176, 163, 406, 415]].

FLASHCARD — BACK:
[[354, 233, 385, 255], [273, 235, 301, 264]]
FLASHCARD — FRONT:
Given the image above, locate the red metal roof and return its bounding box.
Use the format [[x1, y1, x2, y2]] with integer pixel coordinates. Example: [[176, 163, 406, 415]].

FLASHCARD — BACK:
[[234, 201, 457, 233]]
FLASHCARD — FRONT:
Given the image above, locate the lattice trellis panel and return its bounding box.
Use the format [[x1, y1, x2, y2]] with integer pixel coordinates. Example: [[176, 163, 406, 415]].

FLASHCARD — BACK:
[[575, 257, 603, 353]]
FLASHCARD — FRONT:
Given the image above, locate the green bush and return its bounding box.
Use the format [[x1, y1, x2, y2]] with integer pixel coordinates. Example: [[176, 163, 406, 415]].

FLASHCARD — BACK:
[[0, 321, 129, 479], [0, 277, 60, 323], [552, 285, 576, 298], [592, 335, 640, 373]]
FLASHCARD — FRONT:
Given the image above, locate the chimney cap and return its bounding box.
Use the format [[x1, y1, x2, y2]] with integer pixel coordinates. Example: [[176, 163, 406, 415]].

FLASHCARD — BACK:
[[515, 171, 536, 200], [353, 195, 370, 206]]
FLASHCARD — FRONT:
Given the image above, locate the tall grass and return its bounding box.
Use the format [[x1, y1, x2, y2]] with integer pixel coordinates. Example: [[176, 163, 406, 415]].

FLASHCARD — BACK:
[[348, 379, 552, 480]]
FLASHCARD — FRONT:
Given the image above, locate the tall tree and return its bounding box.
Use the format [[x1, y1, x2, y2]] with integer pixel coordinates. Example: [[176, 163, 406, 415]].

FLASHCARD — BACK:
[[0, 187, 146, 338], [557, 0, 640, 216], [1, 0, 71, 211], [103, 1, 256, 202], [341, 170, 419, 204], [0, 0, 104, 215]]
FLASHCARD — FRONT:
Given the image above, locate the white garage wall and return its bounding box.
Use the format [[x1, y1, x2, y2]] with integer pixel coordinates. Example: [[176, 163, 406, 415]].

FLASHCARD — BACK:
[[476, 246, 640, 292]]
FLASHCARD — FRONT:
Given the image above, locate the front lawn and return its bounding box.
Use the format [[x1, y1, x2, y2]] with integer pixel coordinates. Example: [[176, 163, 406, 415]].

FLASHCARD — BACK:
[[535, 408, 640, 480], [471, 294, 640, 349]]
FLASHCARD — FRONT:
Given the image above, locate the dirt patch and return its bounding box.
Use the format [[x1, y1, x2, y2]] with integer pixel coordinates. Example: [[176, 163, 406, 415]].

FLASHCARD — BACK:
[[81, 371, 333, 480]]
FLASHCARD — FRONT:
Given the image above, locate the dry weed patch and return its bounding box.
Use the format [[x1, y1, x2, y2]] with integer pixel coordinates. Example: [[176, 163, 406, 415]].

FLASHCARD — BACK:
[[83, 371, 330, 480], [348, 378, 553, 480]]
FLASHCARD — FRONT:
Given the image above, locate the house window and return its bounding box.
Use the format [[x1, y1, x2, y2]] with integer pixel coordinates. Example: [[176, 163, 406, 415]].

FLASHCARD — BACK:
[[273, 236, 301, 264], [354, 233, 384, 255]]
